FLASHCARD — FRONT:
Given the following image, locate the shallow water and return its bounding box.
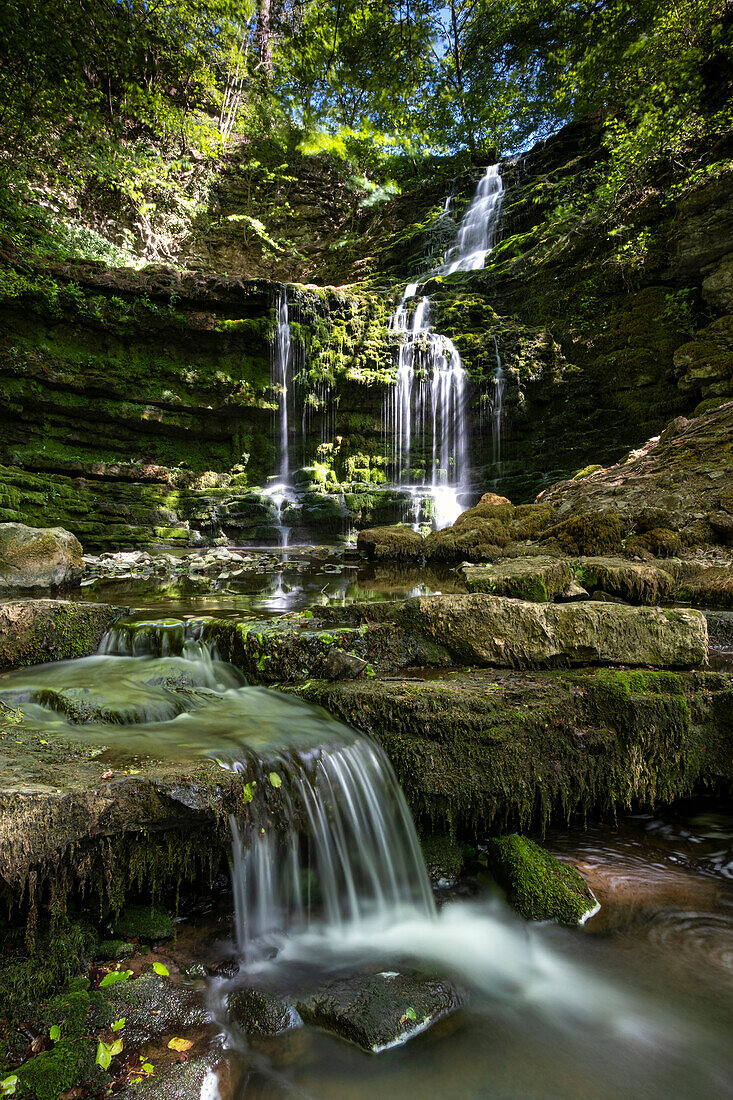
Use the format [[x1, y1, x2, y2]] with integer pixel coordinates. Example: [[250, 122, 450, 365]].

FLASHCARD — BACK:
[[214, 806, 733, 1100], [69, 553, 463, 620], [3, 567, 733, 1098]]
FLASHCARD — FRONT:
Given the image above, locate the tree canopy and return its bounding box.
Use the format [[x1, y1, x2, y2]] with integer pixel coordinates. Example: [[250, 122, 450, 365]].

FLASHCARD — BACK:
[[0, 0, 730, 259]]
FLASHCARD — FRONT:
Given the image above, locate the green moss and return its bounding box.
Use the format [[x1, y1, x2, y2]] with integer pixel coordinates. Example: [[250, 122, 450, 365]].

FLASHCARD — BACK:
[[15, 1036, 101, 1100], [110, 904, 174, 941], [420, 834, 464, 882], [96, 939, 135, 961], [484, 834, 595, 924], [0, 923, 98, 1025], [541, 512, 624, 555]]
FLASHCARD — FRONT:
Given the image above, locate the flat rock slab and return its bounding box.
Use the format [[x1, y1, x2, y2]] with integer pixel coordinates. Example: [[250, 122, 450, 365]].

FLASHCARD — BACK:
[[404, 594, 708, 669], [460, 557, 575, 601], [318, 594, 708, 670], [0, 722, 246, 895], [295, 969, 460, 1052], [0, 600, 128, 669], [574, 557, 676, 604]]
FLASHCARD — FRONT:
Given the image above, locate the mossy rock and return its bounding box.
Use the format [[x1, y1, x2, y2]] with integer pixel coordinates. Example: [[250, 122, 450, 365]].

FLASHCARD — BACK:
[[15, 1036, 102, 1100], [111, 905, 174, 941], [626, 527, 683, 558], [420, 834, 464, 883], [97, 939, 135, 961], [574, 557, 676, 605], [357, 525, 424, 562], [540, 512, 624, 555], [485, 834, 596, 925], [461, 556, 573, 601], [228, 986, 297, 1036]]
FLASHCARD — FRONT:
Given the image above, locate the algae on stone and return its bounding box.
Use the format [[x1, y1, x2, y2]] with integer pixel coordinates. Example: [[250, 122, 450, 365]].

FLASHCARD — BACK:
[[484, 834, 596, 924]]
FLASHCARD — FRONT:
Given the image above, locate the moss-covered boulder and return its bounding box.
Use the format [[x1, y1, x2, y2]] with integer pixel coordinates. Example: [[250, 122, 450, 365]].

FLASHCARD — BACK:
[[0, 524, 83, 590], [540, 512, 624, 556], [485, 835, 597, 924], [228, 986, 299, 1036], [0, 600, 128, 669], [357, 525, 424, 561], [460, 557, 574, 601]]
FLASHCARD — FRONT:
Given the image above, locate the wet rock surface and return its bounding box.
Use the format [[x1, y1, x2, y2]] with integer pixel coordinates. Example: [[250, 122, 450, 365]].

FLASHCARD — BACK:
[[103, 971, 209, 1048], [0, 523, 83, 590], [0, 599, 128, 669], [294, 969, 461, 1052]]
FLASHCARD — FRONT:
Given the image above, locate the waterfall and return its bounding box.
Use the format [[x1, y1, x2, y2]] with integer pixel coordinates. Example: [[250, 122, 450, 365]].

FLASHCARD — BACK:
[[385, 164, 504, 527], [388, 297, 467, 490], [440, 164, 504, 274], [273, 288, 291, 481], [228, 738, 435, 963], [491, 336, 505, 471]]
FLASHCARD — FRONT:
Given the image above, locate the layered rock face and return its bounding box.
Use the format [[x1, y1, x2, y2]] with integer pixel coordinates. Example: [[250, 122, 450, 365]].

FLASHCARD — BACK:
[[1, 123, 732, 547]]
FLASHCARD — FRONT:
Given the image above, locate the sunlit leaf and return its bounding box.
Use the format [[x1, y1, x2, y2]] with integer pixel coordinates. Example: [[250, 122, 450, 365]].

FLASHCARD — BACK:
[[168, 1037, 193, 1052]]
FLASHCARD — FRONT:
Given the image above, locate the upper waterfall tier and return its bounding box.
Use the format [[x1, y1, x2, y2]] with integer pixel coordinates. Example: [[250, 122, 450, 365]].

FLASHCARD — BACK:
[[440, 164, 504, 274]]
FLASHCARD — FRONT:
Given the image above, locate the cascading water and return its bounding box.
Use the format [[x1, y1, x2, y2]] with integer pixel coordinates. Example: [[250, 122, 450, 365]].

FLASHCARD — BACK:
[[229, 738, 434, 963], [273, 288, 291, 482], [440, 164, 504, 274], [386, 165, 504, 529], [491, 335, 505, 471]]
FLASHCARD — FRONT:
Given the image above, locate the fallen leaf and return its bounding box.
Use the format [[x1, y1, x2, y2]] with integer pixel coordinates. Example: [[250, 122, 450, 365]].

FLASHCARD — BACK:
[[167, 1038, 193, 1052], [100, 770, 114, 781]]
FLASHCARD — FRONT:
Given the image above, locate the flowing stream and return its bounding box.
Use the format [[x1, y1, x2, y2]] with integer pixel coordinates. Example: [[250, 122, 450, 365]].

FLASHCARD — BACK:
[[1, 609, 731, 1098]]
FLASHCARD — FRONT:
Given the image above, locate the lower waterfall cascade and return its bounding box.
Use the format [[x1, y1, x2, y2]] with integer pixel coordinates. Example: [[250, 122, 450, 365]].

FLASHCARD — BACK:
[[0, 610, 730, 1097]]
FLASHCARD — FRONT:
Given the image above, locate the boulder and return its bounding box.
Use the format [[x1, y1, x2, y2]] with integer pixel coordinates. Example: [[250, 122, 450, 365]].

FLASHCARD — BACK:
[[295, 969, 460, 1052], [357, 526, 424, 561], [574, 557, 676, 604], [102, 972, 208, 1048], [478, 492, 512, 506], [460, 557, 574, 601], [394, 594, 707, 669], [0, 600, 128, 669], [0, 523, 83, 589], [484, 834, 597, 925], [228, 986, 299, 1036]]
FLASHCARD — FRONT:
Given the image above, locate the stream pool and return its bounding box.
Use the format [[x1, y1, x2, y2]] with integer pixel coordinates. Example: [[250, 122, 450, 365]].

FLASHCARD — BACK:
[[2, 550, 732, 1098]]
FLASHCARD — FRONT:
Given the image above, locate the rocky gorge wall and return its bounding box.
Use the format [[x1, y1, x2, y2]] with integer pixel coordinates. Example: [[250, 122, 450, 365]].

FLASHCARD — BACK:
[[1, 121, 732, 547]]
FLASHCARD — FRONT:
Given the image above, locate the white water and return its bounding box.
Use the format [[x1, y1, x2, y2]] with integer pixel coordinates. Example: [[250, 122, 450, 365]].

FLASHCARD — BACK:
[[273, 289, 291, 481], [263, 481, 295, 550], [385, 165, 504, 529], [440, 164, 504, 274], [228, 738, 434, 964]]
